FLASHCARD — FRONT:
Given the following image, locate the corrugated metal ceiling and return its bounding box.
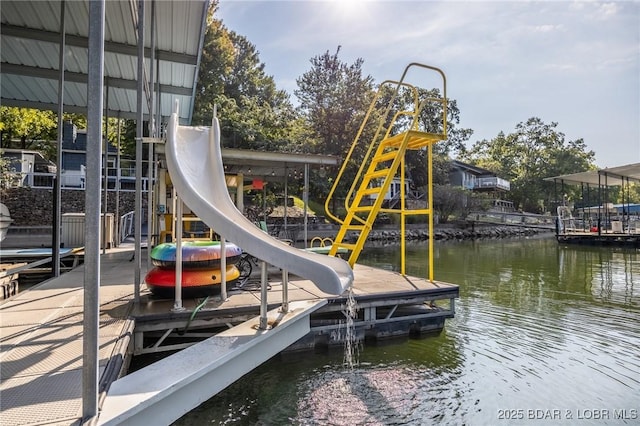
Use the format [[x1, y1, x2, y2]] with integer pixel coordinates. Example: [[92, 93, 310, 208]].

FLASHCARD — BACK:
[[1, 0, 209, 123]]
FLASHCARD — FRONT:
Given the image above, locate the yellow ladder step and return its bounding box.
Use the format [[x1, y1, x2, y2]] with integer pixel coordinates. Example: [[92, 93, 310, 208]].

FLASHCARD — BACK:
[[365, 169, 391, 180], [343, 224, 366, 231], [333, 242, 357, 250], [380, 134, 403, 148], [361, 187, 383, 196], [372, 150, 399, 163], [351, 206, 374, 213]]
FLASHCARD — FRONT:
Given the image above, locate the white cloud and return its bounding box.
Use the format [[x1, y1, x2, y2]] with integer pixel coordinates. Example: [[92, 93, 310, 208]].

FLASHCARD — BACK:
[[595, 2, 619, 19]]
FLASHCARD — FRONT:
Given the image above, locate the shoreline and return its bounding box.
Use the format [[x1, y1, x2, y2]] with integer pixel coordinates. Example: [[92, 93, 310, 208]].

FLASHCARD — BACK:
[[1, 222, 555, 250], [364, 223, 554, 242]]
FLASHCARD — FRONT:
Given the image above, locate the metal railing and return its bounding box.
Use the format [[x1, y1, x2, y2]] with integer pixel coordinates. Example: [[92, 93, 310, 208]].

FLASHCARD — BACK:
[[4, 171, 150, 191], [468, 211, 555, 228], [119, 211, 136, 243], [474, 177, 511, 191]]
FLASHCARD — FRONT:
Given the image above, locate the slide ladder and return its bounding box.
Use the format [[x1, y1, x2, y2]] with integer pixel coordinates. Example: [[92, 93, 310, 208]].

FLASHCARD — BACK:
[[326, 63, 447, 276]]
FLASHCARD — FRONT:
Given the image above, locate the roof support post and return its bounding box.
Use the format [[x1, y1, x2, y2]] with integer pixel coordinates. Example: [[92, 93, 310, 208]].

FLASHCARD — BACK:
[[116, 113, 121, 245], [303, 162, 308, 248], [53, 0, 66, 277], [284, 166, 288, 238], [134, 0, 146, 302], [103, 78, 109, 255], [83, 0, 104, 421], [147, 0, 156, 269]]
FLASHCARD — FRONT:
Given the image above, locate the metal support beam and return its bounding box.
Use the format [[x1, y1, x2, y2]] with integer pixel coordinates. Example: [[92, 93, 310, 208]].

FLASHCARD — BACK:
[[53, 0, 65, 277], [173, 196, 184, 312], [0, 63, 193, 96], [147, 0, 156, 270], [103, 79, 109, 255], [134, 0, 145, 303], [82, 0, 104, 421], [303, 162, 308, 247], [1, 23, 198, 65], [220, 239, 227, 300], [259, 261, 269, 330], [281, 269, 289, 313]]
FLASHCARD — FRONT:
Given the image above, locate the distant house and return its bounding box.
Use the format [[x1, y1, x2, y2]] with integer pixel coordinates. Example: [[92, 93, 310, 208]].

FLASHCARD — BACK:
[[449, 160, 510, 192], [61, 121, 120, 188], [449, 160, 513, 211], [1, 122, 143, 190], [1, 148, 56, 188]]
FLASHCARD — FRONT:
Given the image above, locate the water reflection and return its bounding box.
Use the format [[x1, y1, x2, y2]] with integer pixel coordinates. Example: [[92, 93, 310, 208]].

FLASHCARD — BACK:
[[174, 237, 640, 425]]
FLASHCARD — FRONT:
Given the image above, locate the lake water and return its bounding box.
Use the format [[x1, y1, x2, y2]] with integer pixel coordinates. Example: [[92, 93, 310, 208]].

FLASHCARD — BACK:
[[173, 236, 639, 425]]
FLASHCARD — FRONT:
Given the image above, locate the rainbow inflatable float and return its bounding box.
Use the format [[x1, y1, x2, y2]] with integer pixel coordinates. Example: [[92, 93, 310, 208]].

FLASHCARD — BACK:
[[145, 241, 242, 297]]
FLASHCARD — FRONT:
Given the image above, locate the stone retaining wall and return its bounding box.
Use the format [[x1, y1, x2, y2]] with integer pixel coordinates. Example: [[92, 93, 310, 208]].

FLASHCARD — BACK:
[[351, 224, 552, 242], [0, 187, 140, 227]]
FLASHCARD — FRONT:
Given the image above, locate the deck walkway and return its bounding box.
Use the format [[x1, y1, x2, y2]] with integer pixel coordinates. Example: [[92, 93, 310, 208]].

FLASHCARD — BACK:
[[0, 249, 144, 426]]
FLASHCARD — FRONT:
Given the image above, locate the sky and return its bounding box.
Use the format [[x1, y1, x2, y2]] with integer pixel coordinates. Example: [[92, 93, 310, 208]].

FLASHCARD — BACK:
[[216, 1, 639, 169]]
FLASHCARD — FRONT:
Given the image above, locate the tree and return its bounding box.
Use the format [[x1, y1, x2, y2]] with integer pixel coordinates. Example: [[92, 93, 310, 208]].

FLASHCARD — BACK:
[[0, 106, 121, 162], [295, 47, 376, 206], [432, 184, 491, 223], [295, 47, 375, 157], [462, 117, 596, 213], [402, 89, 473, 189], [194, 6, 298, 152], [0, 107, 57, 153]]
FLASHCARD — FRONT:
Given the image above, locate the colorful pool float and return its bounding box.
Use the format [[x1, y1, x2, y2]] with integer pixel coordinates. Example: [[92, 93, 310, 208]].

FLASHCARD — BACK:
[[144, 264, 240, 298], [150, 241, 242, 269]]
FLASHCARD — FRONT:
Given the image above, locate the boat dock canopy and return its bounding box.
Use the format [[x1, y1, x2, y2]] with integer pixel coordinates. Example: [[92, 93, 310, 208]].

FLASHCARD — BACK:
[[1, 0, 209, 123], [544, 162, 640, 186]]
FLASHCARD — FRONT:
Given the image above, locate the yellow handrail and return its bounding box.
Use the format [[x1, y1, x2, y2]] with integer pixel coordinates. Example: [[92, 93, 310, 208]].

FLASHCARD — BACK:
[[325, 63, 448, 282]]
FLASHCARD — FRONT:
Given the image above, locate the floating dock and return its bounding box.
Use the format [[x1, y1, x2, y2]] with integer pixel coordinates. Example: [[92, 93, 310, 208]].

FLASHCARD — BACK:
[[0, 248, 458, 425], [557, 231, 639, 248], [0, 250, 138, 426], [133, 262, 457, 356]]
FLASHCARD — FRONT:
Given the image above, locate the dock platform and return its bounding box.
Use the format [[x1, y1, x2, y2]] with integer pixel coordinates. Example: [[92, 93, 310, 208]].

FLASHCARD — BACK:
[[0, 248, 458, 425], [557, 231, 640, 248], [132, 263, 458, 355], [0, 250, 142, 426]]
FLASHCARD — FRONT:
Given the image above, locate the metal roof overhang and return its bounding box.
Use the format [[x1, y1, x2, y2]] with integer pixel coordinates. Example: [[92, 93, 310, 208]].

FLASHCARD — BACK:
[[544, 163, 640, 186], [1, 0, 209, 124], [220, 148, 340, 182]]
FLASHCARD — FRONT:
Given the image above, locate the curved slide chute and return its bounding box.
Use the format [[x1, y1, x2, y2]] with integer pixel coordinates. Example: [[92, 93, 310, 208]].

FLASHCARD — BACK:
[[165, 110, 353, 295]]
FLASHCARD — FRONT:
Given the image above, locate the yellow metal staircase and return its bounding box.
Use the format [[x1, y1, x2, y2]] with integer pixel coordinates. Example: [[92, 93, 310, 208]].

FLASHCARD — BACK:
[[326, 63, 447, 280]]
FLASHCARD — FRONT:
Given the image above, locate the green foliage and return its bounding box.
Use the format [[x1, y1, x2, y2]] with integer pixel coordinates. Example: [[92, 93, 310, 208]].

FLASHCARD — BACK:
[[430, 184, 492, 223], [194, 7, 298, 152], [462, 117, 596, 213], [294, 46, 376, 203], [0, 106, 124, 161], [0, 150, 18, 189], [606, 183, 640, 205], [0, 107, 57, 155], [295, 46, 375, 157]]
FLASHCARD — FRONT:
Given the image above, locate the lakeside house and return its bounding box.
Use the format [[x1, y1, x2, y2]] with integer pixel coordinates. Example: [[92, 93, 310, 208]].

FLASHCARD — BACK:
[[1, 122, 148, 191], [449, 159, 513, 211]]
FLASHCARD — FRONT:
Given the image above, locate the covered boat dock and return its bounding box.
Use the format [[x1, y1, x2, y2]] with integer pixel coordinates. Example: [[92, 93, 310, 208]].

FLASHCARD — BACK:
[[545, 163, 640, 247]]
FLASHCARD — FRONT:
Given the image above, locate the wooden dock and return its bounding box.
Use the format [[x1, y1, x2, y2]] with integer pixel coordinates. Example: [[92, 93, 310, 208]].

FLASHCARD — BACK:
[[0, 248, 458, 425]]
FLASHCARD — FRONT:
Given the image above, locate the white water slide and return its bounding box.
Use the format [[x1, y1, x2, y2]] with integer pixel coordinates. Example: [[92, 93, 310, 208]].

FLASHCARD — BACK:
[[165, 108, 353, 295]]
